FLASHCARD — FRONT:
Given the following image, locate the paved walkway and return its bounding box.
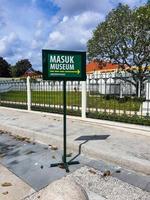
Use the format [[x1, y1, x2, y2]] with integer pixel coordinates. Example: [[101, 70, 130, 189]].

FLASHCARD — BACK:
[[0, 133, 105, 200], [0, 133, 149, 199], [0, 164, 35, 200], [0, 107, 150, 174]]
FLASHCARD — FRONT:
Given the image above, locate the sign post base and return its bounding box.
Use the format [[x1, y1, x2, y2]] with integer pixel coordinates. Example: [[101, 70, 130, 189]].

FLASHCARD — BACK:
[[50, 161, 80, 173]]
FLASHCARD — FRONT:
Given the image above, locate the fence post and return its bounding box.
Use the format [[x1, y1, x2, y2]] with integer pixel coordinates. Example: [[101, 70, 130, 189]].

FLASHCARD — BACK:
[[27, 76, 31, 111], [120, 81, 123, 98], [138, 80, 141, 98], [146, 82, 150, 101], [81, 81, 87, 119]]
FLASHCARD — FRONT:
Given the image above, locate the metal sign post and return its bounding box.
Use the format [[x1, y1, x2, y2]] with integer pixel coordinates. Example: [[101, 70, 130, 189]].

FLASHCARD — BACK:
[[42, 49, 86, 172], [63, 80, 67, 170]]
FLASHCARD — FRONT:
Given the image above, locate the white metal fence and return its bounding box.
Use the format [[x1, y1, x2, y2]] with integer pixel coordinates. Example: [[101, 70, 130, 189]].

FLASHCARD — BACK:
[[0, 71, 150, 122]]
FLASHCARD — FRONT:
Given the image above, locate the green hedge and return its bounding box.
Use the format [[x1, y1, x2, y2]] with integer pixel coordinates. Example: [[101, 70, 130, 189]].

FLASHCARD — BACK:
[[31, 106, 81, 116], [87, 112, 150, 126], [0, 103, 27, 110]]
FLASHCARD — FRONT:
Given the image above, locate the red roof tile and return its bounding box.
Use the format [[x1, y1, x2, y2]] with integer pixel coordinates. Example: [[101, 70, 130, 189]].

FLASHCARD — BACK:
[[86, 61, 119, 73]]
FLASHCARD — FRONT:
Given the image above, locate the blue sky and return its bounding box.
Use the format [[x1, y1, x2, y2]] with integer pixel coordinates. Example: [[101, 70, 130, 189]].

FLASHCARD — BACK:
[[0, 0, 147, 70]]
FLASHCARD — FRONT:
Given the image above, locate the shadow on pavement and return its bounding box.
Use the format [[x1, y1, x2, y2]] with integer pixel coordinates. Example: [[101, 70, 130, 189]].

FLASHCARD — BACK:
[[68, 135, 110, 163]]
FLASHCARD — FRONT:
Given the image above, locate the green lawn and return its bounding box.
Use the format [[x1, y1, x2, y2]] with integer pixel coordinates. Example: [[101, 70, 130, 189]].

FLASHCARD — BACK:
[[0, 91, 141, 111]]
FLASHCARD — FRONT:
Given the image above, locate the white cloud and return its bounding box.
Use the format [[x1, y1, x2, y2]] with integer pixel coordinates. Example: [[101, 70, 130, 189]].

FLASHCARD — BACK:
[[31, 39, 40, 50], [62, 16, 69, 23], [44, 0, 147, 53], [49, 31, 64, 42], [53, 0, 113, 16], [0, 0, 147, 70], [44, 11, 103, 51], [0, 33, 20, 56]]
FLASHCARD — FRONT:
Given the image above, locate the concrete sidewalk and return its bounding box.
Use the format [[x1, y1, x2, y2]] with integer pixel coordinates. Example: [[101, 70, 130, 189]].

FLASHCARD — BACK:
[[0, 107, 150, 175], [0, 164, 35, 200]]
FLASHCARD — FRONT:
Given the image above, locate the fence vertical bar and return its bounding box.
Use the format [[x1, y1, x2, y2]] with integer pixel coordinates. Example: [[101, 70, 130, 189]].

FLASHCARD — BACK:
[[27, 76, 31, 111], [82, 81, 87, 119]]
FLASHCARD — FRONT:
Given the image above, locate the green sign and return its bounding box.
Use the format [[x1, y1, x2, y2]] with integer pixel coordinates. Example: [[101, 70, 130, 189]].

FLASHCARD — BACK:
[[42, 50, 86, 80]]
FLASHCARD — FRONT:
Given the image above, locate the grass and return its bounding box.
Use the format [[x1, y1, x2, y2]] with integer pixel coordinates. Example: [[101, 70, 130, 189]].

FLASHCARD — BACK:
[[87, 95, 141, 111], [0, 91, 141, 111]]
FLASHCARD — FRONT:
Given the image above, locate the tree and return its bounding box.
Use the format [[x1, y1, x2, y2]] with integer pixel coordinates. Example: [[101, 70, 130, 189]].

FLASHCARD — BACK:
[[11, 65, 18, 77], [13, 59, 32, 77], [0, 57, 11, 77], [87, 3, 150, 97]]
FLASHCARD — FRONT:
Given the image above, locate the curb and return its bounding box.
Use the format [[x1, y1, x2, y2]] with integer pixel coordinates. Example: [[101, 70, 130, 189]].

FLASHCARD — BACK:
[[0, 106, 150, 137]]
